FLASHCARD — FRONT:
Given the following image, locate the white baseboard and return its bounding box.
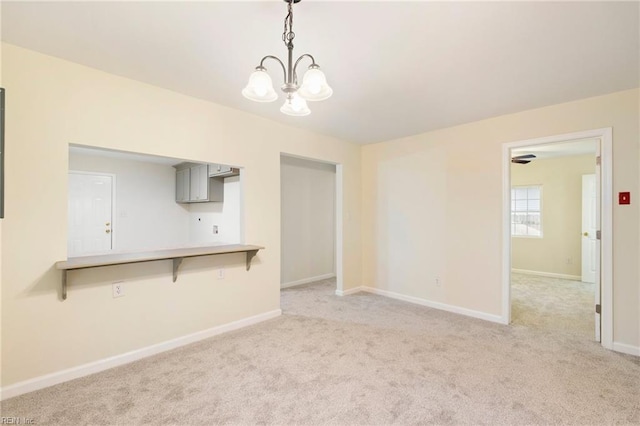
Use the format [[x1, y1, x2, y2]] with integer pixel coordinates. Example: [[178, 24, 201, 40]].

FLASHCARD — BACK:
[[342, 285, 635, 355], [0, 309, 282, 401], [281, 273, 336, 289], [612, 341, 640, 356], [335, 286, 364, 296], [360, 287, 505, 324], [512, 269, 582, 281]]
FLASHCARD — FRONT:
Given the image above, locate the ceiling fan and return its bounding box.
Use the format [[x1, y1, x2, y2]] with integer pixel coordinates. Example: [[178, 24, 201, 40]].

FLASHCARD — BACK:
[[511, 154, 537, 164]]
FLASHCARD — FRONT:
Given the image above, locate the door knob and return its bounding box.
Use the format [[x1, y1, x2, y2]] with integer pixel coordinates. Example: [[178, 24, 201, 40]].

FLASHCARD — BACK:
[[106, 222, 110, 226], [106, 229, 111, 234], [583, 232, 589, 236]]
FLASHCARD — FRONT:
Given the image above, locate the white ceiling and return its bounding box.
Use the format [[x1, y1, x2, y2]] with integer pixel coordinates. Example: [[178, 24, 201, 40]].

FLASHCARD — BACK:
[[2, 1, 638, 145]]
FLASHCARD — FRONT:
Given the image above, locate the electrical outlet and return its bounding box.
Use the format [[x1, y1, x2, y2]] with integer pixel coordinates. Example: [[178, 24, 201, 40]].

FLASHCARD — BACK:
[[435, 277, 441, 287], [112, 282, 124, 298], [216, 268, 225, 280], [213, 225, 219, 235]]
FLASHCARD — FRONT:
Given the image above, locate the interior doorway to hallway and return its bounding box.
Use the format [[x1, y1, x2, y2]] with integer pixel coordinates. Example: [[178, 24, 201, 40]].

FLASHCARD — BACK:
[[280, 154, 340, 293]]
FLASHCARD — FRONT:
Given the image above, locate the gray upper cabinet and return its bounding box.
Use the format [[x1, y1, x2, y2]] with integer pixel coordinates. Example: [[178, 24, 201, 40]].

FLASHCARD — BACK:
[[209, 164, 240, 177], [175, 163, 224, 203], [176, 168, 190, 203], [189, 164, 209, 202]]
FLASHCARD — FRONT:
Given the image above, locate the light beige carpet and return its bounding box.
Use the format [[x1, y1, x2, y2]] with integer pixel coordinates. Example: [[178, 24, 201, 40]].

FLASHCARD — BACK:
[[511, 273, 595, 339], [2, 278, 639, 425]]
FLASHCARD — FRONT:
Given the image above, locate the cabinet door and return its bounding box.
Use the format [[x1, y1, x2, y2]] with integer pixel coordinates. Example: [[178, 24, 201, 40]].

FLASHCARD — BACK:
[[190, 164, 209, 201], [176, 168, 190, 202]]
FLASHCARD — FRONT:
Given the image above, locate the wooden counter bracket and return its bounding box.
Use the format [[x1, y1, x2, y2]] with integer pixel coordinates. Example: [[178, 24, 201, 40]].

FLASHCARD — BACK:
[[172, 258, 183, 282], [246, 250, 258, 271], [62, 270, 68, 300], [56, 244, 264, 300]]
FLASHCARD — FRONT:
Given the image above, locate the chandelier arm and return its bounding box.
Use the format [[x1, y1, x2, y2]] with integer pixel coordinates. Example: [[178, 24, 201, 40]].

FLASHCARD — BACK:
[[292, 53, 317, 85], [244, 0, 328, 114], [258, 56, 288, 84]]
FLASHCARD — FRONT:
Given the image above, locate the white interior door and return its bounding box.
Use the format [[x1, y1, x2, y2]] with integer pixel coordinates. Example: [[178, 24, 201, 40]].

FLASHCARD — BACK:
[[581, 174, 597, 284], [68, 172, 113, 257], [581, 146, 601, 342]]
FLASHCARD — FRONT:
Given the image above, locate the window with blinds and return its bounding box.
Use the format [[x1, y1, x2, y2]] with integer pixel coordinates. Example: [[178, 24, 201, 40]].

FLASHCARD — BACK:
[[511, 185, 542, 237]]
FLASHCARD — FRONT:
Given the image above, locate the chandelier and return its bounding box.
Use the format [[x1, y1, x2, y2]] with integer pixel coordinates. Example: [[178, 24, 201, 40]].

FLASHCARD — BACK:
[[242, 0, 332, 116]]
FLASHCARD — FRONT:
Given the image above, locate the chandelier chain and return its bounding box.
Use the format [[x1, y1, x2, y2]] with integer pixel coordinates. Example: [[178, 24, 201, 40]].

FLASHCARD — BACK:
[[282, 0, 295, 47]]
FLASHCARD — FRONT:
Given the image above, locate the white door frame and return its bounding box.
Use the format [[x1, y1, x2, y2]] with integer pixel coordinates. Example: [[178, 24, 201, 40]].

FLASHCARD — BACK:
[[501, 128, 613, 350], [335, 164, 344, 294], [279, 153, 344, 293], [581, 173, 597, 284], [68, 170, 117, 254]]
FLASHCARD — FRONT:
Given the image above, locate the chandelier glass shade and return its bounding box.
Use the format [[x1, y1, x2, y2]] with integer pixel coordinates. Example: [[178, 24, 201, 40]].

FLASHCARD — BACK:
[[241, 68, 278, 102], [242, 0, 332, 116], [280, 92, 311, 116], [297, 66, 333, 101]]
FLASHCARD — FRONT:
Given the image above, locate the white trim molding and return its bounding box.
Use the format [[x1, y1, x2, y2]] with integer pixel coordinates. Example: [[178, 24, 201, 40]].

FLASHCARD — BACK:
[[502, 127, 614, 349], [0, 309, 282, 401], [335, 286, 364, 296], [335, 164, 344, 295], [511, 269, 582, 281], [281, 273, 336, 289], [612, 342, 640, 357], [599, 129, 613, 350], [360, 287, 505, 324]]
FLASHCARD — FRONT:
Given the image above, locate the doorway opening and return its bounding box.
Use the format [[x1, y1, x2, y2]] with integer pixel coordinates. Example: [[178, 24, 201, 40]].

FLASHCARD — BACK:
[[502, 128, 613, 350], [68, 144, 245, 257], [279, 154, 342, 300]]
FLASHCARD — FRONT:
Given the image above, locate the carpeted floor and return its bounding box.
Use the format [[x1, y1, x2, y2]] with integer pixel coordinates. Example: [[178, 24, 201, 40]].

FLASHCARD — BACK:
[[511, 273, 595, 339], [2, 278, 638, 425]]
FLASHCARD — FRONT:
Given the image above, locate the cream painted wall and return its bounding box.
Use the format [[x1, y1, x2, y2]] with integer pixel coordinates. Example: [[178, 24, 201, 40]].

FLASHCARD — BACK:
[[69, 152, 191, 252], [281, 156, 336, 287], [362, 89, 639, 348], [0, 43, 361, 386], [511, 155, 595, 277]]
